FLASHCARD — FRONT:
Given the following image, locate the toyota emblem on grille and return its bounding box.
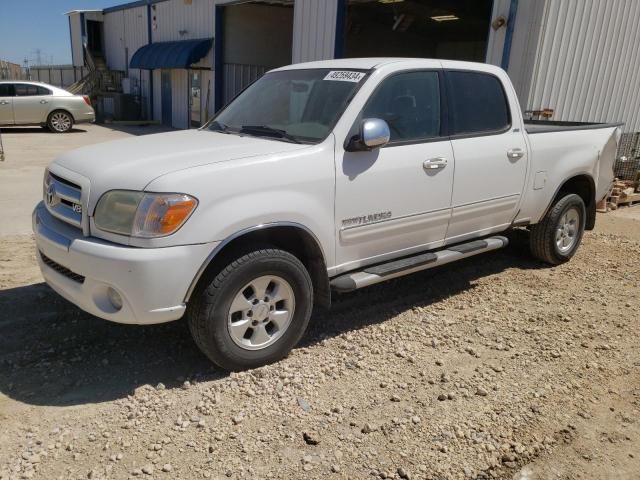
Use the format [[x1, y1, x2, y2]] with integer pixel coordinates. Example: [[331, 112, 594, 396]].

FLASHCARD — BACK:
[[46, 184, 56, 206]]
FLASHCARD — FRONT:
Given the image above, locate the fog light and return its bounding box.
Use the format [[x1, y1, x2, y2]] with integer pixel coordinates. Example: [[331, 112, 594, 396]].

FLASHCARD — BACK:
[[107, 287, 123, 311]]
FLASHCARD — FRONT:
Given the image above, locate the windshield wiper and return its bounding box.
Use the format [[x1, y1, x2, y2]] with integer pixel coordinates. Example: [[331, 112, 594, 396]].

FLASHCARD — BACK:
[[209, 121, 233, 133], [239, 125, 302, 144]]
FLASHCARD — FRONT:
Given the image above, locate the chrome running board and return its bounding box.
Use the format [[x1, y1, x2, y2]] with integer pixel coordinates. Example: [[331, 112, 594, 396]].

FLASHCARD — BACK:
[[330, 236, 509, 292]]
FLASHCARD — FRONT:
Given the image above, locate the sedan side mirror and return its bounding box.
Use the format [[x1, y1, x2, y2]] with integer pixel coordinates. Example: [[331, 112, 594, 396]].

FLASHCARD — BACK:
[[346, 118, 391, 151]]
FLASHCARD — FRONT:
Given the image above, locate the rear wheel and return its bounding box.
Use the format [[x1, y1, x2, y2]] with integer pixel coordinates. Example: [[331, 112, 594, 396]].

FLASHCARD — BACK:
[[187, 248, 313, 371], [530, 193, 586, 265], [47, 110, 73, 133]]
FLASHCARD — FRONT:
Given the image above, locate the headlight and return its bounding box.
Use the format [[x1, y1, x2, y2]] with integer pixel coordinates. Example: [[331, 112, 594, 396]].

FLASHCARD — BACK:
[[94, 191, 198, 238]]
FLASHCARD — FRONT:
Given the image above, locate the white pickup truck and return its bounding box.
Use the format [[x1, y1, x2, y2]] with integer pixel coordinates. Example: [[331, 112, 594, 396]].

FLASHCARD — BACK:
[[33, 58, 620, 370]]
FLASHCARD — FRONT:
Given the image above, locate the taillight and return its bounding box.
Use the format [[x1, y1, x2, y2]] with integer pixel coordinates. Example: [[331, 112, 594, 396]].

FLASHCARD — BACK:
[[82, 95, 91, 106]]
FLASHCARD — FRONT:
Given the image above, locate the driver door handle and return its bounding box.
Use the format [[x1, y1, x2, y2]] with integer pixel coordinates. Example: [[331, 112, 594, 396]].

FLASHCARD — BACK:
[[0, 100, 9, 105], [40, 100, 49, 104], [423, 157, 448, 170], [507, 148, 525, 160]]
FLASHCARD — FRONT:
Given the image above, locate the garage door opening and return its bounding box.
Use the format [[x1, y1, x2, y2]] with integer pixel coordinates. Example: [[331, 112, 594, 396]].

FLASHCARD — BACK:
[[341, 0, 494, 62], [216, 1, 294, 110]]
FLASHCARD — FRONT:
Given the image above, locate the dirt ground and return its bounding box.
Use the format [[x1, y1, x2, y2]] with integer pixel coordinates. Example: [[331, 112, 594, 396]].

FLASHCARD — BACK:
[[0, 210, 638, 480], [1, 127, 639, 479]]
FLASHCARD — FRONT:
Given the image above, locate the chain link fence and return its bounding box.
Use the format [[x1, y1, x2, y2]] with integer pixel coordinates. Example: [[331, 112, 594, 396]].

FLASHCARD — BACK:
[[615, 132, 640, 180]]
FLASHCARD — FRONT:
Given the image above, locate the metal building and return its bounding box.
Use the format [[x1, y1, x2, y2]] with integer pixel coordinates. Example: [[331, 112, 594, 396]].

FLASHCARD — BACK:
[[67, 0, 640, 134]]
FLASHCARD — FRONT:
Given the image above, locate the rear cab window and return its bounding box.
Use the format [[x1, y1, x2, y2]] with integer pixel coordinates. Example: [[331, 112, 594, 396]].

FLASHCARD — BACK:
[[445, 70, 511, 137]]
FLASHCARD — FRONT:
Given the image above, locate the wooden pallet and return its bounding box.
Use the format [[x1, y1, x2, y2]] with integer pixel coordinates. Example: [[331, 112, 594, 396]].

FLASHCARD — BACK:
[[602, 178, 640, 211], [616, 191, 640, 206]]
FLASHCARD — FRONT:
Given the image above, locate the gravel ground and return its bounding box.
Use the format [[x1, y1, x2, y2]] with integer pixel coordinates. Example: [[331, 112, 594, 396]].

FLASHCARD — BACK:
[[0, 211, 639, 480]]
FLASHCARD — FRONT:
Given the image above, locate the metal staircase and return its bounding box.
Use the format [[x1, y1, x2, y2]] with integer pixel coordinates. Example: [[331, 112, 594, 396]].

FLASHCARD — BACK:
[[68, 45, 123, 96]]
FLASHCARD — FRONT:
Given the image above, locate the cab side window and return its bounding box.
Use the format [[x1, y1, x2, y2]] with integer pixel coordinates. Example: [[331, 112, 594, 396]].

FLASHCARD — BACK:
[[0, 84, 14, 97], [361, 71, 441, 143], [446, 71, 511, 136]]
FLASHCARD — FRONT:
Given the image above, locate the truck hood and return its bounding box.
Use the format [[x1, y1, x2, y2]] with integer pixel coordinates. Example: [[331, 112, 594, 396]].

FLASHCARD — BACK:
[[49, 129, 308, 206]]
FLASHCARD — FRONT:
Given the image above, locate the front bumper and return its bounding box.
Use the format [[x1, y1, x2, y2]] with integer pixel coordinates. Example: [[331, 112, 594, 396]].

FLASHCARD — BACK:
[[33, 202, 217, 325]]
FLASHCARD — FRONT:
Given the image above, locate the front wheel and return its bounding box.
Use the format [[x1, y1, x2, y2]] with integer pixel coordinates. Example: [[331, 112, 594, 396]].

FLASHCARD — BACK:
[[529, 193, 586, 265], [187, 248, 313, 371]]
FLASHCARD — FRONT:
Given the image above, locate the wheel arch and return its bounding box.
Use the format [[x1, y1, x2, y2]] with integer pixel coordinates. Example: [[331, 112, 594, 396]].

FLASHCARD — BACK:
[[185, 223, 331, 308], [544, 174, 596, 230]]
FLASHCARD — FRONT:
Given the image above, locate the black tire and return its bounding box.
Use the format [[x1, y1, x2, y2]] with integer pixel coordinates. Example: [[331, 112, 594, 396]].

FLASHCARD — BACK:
[[530, 193, 586, 265], [187, 248, 313, 371], [47, 110, 74, 133]]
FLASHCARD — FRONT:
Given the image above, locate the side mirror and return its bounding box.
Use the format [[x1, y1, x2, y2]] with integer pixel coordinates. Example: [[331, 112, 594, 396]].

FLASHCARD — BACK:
[[346, 118, 391, 151]]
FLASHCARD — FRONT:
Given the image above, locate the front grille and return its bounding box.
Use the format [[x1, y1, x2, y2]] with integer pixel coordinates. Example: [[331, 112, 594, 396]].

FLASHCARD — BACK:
[[40, 251, 85, 284], [44, 172, 83, 230]]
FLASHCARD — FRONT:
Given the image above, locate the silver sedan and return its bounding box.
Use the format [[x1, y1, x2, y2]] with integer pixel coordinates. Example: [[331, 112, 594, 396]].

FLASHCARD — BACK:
[[0, 81, 95, 133]]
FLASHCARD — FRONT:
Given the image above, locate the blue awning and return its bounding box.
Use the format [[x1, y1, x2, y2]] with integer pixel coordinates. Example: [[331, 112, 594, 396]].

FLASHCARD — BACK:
[[130, 38, 213, 69]]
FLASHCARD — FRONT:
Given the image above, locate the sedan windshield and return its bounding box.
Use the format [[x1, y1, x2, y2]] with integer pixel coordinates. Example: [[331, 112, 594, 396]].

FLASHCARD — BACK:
[[207, 68, 369, 143]]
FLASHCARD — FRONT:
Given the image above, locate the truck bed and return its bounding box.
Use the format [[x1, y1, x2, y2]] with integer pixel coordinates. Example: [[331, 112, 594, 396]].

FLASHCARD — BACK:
[[525, 120, 623, 134]]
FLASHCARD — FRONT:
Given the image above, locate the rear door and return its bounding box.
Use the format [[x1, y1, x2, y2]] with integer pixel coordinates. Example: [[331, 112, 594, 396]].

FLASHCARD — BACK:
[[335, 70, 454, 272], [445, 70, 527, 243], [0, 84, 14, 125], [13, 84, 52, 124]]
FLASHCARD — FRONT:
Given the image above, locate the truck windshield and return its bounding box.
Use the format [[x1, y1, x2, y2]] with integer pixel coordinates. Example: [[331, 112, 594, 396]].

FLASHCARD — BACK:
[[207, 69, 369, 144]]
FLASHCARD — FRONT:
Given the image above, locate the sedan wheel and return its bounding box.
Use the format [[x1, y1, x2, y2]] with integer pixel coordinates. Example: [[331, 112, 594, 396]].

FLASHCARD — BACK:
[[48, 111, 73, 133]]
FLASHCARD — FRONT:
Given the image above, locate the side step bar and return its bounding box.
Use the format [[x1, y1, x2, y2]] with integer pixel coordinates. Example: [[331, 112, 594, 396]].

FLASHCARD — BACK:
[[330, 236, 508, 292]]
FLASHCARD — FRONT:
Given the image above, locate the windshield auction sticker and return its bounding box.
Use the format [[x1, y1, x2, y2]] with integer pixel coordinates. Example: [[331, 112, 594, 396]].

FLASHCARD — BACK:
[[324, 71, 366, 82]]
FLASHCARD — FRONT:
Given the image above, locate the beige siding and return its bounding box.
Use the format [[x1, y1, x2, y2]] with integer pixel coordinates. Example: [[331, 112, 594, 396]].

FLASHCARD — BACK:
[[292, 0, 337, 63], [526, 0, 640, 131]]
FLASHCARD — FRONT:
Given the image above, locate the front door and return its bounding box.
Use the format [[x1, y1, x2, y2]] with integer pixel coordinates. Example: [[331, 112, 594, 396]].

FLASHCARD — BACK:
[[444, 70, 528, 243], [335, 70, 454, 272], [13, 84, 51, 124], [0, 84, 14, 125], [161, 70, 172, 127]]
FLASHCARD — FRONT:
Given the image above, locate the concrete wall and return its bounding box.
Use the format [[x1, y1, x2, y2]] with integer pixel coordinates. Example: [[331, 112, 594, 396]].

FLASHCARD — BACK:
[[525, 0, 640, 132]]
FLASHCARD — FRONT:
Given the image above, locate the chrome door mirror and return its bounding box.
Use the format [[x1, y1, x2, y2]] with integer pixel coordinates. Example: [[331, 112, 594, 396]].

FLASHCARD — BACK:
[[361, 118, 390, 149], [346, 118, 391, 151]]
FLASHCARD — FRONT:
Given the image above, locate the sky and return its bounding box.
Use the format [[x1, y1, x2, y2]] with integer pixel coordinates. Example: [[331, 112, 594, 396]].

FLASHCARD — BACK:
[[1, 0, 127, 66]]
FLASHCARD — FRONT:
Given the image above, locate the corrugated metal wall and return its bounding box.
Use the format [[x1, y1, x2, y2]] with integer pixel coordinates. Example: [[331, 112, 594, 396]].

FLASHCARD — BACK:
[[104, 11, 126, 69], [526, 0, 640, 131], [171, 69, 189, 129], [152, 0, 215, 128], [222, 64, 271, 104], [153, 69, 162, 123], [292, 0, 338, 63], [153, 0, 215, 44], [69, 14, 84, 67], [103, 6, 151, 117]]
